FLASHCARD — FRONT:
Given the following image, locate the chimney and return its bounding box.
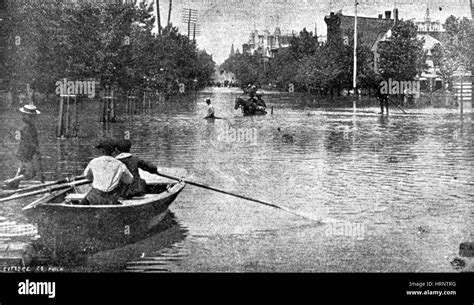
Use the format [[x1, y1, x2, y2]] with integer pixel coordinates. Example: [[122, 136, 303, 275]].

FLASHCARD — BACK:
[[393, 8, 399, 21], [385, 11, 391, 19], [378, 14, 383, 19]]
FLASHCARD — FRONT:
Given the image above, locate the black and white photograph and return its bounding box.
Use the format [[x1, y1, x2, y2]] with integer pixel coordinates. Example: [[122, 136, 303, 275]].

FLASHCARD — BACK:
[[0, 0, 473, 303]]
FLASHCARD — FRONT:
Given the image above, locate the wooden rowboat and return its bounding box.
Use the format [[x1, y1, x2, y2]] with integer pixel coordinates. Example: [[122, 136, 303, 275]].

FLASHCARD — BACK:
[[22, 173, 186, 257]]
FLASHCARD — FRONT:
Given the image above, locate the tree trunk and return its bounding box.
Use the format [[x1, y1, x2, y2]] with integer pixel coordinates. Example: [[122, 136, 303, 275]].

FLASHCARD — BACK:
[[167, 0, 172, 27], [155, 0, 162, 35]]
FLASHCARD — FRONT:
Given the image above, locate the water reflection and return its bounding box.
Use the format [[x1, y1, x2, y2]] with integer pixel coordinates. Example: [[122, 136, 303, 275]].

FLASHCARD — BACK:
[[21, 211, 187, 272]]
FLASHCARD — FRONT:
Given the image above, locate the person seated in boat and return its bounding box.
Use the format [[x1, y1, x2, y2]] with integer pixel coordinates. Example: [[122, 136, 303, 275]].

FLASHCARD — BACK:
[[205, 98, 215, 119], [81, 138, 133, 205], [248, 92, 264, 112], [255, 94, 266, 110], [115, 139, 159, 198], [249, 85, 258, 96], [246, 97, 257, 114]]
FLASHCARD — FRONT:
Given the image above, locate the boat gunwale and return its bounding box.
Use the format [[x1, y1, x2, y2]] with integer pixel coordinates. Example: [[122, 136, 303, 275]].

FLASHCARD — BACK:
[[26, 182, 186, 210]]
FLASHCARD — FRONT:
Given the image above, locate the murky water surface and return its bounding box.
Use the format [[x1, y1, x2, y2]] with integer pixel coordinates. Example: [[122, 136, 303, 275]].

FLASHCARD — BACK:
[[0, 88, 473, 272]]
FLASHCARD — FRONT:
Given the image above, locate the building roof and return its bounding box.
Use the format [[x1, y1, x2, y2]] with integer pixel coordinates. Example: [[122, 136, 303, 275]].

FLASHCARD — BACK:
[[417, 34, 441, 51], [373, 31, 441, 53], [325, 12, 395, 49]]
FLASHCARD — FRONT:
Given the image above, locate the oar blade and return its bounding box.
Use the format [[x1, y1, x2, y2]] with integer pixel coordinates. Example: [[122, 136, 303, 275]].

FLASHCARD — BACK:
[[278, 206, 323, 223]]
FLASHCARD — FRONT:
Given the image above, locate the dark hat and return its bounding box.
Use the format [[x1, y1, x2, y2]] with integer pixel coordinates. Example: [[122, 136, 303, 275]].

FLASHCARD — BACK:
[[19, 104, 41, 115], [95, 138, 116, 151], [205, 98, 211, 103], [116, 139, 132, 153]]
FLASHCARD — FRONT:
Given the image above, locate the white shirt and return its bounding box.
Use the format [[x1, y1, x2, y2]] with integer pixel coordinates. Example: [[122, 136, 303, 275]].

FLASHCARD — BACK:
[[207, 104, 215, 116], [84, 156, 133, 192]]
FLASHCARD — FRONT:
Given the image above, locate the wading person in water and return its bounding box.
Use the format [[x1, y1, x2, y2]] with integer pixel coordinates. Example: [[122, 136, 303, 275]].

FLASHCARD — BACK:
[[376, 84, 389, 115], [81, 138, 133, 205], [4, 104, 44, 189], [205, 98, 215, 119], [115, 139, 160, 198]]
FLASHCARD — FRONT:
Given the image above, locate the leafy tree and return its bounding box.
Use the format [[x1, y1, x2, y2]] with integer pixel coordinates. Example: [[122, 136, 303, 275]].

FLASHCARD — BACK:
[[222, 26, 377, 96], [3, 1, 214, 99], [265, 48, 298, 90], [435, 16, 472, 86], [221, 53, 262, 87], [377, 20, 427, 81], [288, 28, 319, 60], [3, 1, 66, 96]]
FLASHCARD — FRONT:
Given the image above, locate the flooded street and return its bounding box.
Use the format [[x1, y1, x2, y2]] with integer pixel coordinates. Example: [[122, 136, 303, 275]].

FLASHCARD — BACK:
[[0, 88, 473, 272]]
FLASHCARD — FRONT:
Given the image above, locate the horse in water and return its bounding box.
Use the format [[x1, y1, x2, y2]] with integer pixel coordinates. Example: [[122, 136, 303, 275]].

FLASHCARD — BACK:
[[234, 98, 267, 116]]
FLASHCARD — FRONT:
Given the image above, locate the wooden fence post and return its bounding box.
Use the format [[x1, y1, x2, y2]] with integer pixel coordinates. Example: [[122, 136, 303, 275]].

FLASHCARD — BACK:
[[57, 96, 64, 138]]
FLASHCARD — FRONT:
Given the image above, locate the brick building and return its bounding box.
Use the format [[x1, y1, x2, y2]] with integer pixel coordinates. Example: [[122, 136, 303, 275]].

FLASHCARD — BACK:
[[324, 9, 397, 50]]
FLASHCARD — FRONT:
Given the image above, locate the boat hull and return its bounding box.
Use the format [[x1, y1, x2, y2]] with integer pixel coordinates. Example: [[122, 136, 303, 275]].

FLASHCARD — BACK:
[[23, 182, 185, 256]]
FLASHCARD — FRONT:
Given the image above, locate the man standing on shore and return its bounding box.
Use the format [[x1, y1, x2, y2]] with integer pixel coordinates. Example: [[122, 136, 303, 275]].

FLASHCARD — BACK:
[[4, 104, 45, 189]]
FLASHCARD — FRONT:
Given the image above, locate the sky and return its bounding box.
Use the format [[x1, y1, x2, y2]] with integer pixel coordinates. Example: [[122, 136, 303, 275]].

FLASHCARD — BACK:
[[150, 0, 473, 64]]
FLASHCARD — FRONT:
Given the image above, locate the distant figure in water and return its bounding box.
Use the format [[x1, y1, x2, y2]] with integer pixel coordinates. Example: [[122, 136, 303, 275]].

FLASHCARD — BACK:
[[277, 127, 294, 142], [4, 104, 45, 189], [376, 84, 389, 115], [205, 98, 215, 119], [115, 139, 160, 198]]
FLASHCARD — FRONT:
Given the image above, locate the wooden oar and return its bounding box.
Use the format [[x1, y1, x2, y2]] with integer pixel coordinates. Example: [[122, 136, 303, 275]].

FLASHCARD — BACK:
[[156, 172, 321, 222], [23, 187, 73, 211], [0, 179, 91, 203], [0, 175, 86, 199]]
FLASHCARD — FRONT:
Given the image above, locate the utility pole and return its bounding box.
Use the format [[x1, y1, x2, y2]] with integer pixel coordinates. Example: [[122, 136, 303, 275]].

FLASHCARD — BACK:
[[461, 71, 464, 117], [353, 0, 358, 113], [193, 23, 201, 43], [167, 0, 172, 27], [188, 9, 191, 38], [181, 8, 198, 40]]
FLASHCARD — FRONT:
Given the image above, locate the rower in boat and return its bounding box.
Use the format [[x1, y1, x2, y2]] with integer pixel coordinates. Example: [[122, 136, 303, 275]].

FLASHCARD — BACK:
[[80, 138, 133, 205], [115, 139, 160, 199], [247, 89, 266, 112], [204, 98, 216, 119], [256, 94, 266, 107]]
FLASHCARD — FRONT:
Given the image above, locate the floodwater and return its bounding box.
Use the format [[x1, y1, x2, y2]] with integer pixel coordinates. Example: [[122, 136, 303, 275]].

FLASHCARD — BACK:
[[0, 88, 473, 272]]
